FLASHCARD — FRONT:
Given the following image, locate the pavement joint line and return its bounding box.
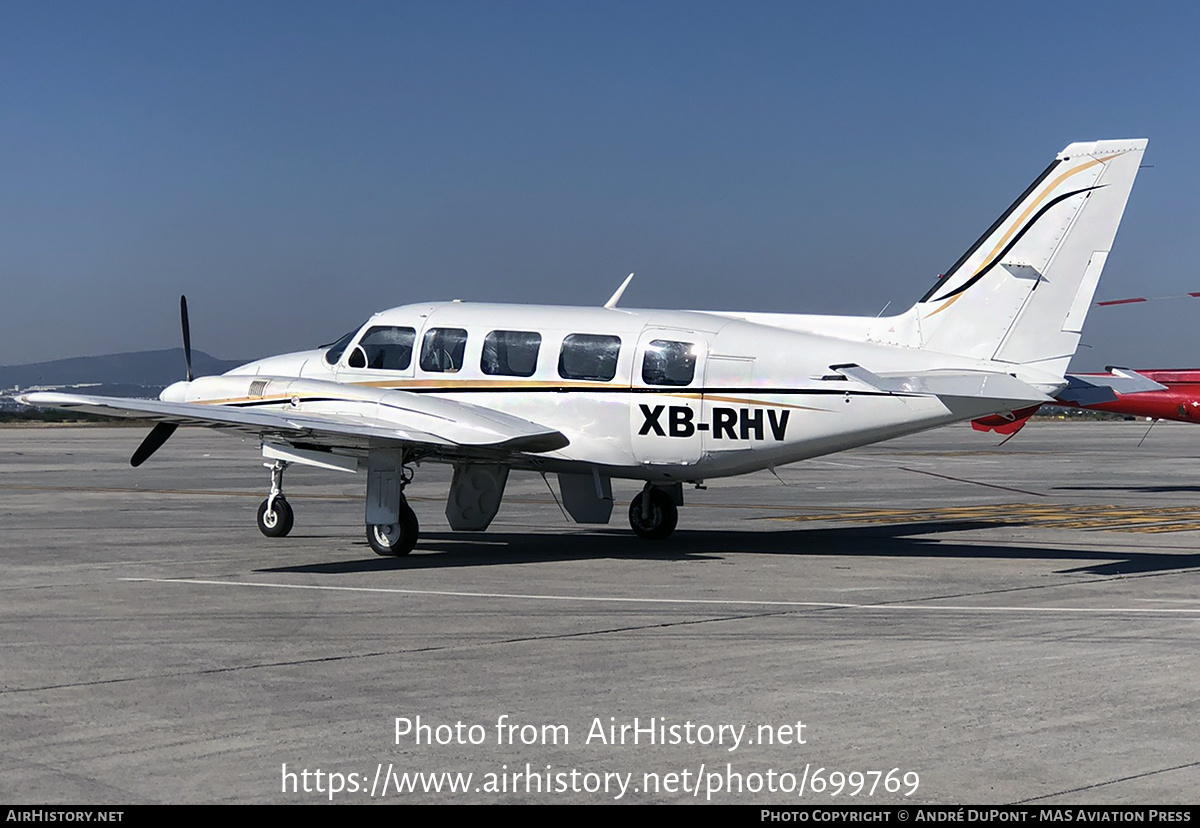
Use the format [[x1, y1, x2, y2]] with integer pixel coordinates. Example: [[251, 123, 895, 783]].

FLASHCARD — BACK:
[[1012, 759, 1200, 804], [898, 466, 1048, 497], [0, 604, 792, 696]]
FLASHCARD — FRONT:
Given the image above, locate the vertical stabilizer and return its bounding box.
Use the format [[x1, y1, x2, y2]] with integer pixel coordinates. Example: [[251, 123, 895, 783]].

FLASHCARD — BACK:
[[914, 139, 1146, 377]]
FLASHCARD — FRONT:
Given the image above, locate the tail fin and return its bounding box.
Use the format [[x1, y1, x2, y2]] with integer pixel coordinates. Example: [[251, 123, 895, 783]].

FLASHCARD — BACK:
[[913, 139, 1146, 377]]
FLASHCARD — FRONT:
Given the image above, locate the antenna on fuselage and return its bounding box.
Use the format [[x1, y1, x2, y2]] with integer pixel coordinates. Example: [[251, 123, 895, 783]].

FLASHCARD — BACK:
[[603, 273, 635, 309]]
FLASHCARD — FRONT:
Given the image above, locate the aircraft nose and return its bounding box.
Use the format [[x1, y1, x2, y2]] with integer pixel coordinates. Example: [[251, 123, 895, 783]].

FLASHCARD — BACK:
[[160, 381, 189, 403]]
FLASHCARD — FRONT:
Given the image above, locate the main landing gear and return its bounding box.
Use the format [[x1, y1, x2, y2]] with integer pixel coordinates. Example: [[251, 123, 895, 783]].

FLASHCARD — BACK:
[[628, 485, 679, 540], [366, 461, 419, 557], [367, 496, 419, 557], [257, 460, 294, 537], [255, 456, 678, 548]]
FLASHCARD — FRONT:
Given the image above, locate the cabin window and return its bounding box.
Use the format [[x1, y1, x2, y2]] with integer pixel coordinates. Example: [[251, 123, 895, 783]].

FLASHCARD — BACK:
[[641, 340, 697, 386], [558, 334, 621, 382], [420, 328, 468, 373], [356, 326, 416, 371], [482, 330, 541, 377]]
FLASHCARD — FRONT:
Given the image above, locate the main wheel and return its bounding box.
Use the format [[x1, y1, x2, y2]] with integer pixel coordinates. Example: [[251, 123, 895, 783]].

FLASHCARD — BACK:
[[368, 501, 419, 556], [628, 489, 678, 540], [257, 496, 294, 538]]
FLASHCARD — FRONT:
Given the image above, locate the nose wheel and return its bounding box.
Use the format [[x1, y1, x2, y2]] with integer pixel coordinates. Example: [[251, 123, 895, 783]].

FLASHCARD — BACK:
[[368, 498, 419, 556], [257, 496, 294, 537], [256, 459, 294, 537]]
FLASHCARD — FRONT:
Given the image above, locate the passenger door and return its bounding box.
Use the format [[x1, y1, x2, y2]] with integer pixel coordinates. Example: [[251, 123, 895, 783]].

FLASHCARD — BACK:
[[630, 330, 707, 467]]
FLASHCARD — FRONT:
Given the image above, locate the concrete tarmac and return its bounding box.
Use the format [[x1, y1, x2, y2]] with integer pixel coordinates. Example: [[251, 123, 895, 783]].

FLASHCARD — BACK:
[[2, 421, 1199, 804]]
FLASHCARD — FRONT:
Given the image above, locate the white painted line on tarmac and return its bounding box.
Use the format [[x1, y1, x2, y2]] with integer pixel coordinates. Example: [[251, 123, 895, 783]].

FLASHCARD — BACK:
[[124, 577, 1200, 615], [124, 578, 850, 607]]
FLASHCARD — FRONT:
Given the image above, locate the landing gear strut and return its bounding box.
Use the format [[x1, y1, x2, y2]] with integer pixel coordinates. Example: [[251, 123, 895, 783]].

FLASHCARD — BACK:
[[629, 485, 678, 540], [257, 460, 294, 537]]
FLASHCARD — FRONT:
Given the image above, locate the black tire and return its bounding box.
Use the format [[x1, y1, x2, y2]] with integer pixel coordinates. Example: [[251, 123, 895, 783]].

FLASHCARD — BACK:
[[257, 497, 294, 538], [629, 489, 678, 540], [367, 501, 419, 556]]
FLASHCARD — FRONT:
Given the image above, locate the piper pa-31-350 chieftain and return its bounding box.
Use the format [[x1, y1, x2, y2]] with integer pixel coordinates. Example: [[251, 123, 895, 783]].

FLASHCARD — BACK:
[[21, 139, 1147, 555]]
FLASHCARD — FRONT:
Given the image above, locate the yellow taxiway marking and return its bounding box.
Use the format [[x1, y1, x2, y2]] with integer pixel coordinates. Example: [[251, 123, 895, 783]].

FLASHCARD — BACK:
[[6, 484, 1198, 533], [770, 502, 1200, 534]]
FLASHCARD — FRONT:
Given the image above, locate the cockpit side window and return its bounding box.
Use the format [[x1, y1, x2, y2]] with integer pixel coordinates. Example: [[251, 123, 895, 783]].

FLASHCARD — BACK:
[[482, 330, 541, 377], [558, 334, 621, 381], [420, 328, 468, 373], [641, 340, 697, 386], [356, 326, 416, 370], [323, 329, 358, 365]]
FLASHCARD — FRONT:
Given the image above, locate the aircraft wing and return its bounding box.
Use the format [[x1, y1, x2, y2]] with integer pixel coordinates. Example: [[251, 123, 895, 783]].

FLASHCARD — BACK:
[[17, 391, 570, 454]]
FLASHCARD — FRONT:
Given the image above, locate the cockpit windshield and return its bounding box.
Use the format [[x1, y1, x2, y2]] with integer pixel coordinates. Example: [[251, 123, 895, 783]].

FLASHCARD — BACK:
[[322, 328, 359, 365]]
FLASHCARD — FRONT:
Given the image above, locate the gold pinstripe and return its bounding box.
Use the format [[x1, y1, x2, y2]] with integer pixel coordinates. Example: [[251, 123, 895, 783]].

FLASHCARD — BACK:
[[924, 152, 1119, 319], [192, 382, 832, 412]]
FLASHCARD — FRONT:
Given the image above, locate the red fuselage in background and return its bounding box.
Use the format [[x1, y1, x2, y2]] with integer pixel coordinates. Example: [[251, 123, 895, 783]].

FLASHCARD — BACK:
[[1073, 370, 1200, 422], [972, 370, 1200, 435]]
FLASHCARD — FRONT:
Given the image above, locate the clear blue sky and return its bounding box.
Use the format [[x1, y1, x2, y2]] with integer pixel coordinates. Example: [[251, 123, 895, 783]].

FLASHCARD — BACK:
[[3, 0, 1198, 370]]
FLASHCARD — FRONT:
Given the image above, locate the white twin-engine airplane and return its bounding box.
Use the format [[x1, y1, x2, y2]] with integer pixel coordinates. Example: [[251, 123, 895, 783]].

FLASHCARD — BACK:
[[22, 139, 1146, 555]]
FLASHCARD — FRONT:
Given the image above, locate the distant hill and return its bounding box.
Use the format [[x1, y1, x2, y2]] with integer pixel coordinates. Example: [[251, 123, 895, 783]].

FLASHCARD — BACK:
[[0, 349, 249, 396]]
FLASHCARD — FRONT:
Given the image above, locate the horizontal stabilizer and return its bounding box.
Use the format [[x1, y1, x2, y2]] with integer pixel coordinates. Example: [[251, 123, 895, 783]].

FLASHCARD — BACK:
[[830, 363, 1053, 406]]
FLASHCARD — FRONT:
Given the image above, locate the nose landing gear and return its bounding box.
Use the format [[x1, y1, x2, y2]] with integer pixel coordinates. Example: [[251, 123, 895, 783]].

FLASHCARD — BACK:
[[257, 460, 294, 537]]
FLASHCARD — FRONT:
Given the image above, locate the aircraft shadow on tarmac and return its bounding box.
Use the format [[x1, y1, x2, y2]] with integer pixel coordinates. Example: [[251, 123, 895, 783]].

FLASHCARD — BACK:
[[258, 519, 1200, 578]]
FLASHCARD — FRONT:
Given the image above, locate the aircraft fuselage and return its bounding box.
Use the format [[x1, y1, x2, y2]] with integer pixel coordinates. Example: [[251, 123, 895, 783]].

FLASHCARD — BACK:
[[165, 301, 1039, 482]]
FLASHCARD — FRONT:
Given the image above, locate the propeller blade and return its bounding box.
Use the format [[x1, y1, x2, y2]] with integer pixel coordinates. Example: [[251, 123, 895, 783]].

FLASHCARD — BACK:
[[131, 422, 178, 467], [180, 295, 193, 382]]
